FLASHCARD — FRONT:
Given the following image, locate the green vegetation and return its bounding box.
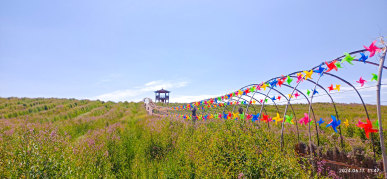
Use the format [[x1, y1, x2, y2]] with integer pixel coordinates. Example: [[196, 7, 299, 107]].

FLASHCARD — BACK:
[[0, 97, 385, 178], [169, 102, 387, 160]]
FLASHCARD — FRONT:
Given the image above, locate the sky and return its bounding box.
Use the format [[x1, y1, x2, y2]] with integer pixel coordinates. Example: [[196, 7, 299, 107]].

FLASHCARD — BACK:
[[1, 0, 387, 104]]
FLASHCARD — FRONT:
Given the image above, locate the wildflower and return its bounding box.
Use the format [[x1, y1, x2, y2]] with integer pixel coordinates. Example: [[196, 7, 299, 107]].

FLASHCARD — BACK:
[[328, 169, 340, 179], [73, 148, 78, 154], [87, 138, 95, 147], [4, 128, 14, 136], [238, 172, 244, 179], [50, 130, 57, 138]]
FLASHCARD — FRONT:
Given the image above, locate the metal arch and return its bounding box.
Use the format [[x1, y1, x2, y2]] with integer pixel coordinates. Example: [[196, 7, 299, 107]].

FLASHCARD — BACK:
[[243, 92, 281, 114], [282, 83, 317, 120], [223, 96, 268, 115], [257, 87, 273, 126], [223, 97, 240, 113], [233, 77, 278, 119], [222, 88, 280, 114], [305, 49, 386, 145], [309, 49, 387, 70], [279, 72, 323, 151], [257, 86, 273, 128], [281, 83, 318, 145], [246, 84, 301, 141], [287, 48, 384, 165], [244, 75, 318, 126], [221, 97, 237, 113], [301, 50, 374, 149], [289, 75, 344, 148], [243, 82, 301, 141], [267, 87, 300, 142], [243, 94, 268, 115], [287, 76, 335, 118], [242, 85, 280, 129], [290, 76, 340, 115], [222, 98, 244, 113], [241, 49, 386, 118], [353, 59, 387, 69], [167, 47, 387, 163], [195, 81, 286, 118], [304, 73, 323, 148], [255, 77, 315, 129], [245, 84, 294, 115], [322, 72, 369, 119], [280, 76, 304, 150], [321, 72, 377, 159], [188, 49, 386, 115], [206, 102, 220, 118], [248, 86, 299, 120], [285, 74, 343, 148], [222, 98, 267, 118], [232, 83, 267, 112], [229, 97, 261, 114], [315, 49, 385, 153]]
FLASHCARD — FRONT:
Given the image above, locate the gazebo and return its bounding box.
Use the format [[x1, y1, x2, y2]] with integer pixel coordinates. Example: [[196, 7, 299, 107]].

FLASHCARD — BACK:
[[155, 88, 170, 103]]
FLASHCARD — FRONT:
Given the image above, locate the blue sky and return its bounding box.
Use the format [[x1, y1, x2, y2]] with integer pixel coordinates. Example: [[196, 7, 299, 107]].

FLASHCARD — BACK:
[[1, 0, 386, 104]]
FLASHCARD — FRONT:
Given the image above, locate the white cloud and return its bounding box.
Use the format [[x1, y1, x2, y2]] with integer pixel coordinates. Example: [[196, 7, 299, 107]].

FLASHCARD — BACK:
[[91, 77, 387, 104], [91, 80, 188, 102], [170, 94, 222, 103], [140, 81, 188, 92], [145, 80, 161, 86]]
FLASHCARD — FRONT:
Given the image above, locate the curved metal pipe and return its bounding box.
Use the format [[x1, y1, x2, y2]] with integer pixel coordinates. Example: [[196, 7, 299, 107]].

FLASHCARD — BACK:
[[280, 77, 304, 150], [304, 73, 323, 148], [282, 83, 317, 145], [222, 87, 280, 114], [310, 49, 387, 70], [244, 94, 268, 115], [230, 97, 264, 114], [269, 87, 300, 142], [289, 75, 344, 148], [222, 97, 267, 118], [322, 72, 376, 159], [323, 72, 369, 118]]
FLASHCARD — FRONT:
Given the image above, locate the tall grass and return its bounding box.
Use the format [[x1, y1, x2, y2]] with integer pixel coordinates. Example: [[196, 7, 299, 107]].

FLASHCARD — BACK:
[[0, 98, 313, 177]]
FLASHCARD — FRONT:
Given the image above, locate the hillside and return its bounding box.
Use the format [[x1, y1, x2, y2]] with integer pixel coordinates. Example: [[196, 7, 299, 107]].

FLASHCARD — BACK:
[[0, 97, 385, 178]]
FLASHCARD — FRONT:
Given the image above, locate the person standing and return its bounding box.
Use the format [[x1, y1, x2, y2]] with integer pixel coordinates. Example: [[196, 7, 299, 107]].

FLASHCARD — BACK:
[[238, 107, 243, 114], [192, 106, 197, 123]]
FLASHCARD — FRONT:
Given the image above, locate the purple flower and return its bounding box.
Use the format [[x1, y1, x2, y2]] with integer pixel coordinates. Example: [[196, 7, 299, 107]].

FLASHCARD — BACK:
[[328, 170, 340, 179], [316, 160, 326, 174], [87, 138, 95, 147], [4, 128, 14, 136], [50, 130, 57, 138]]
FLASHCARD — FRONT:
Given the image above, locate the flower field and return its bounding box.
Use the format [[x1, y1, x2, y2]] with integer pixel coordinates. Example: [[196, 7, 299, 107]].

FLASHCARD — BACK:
[[0, 97, 386, 178]]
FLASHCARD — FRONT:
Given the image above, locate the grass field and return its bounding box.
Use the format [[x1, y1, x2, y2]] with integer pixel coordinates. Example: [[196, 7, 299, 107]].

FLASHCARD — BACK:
[[166, 102, 387, 160], [0, 97, 386, 178]]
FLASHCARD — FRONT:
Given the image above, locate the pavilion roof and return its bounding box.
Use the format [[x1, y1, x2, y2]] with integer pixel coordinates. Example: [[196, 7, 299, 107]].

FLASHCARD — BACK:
[[154, 88, 170, 93]]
